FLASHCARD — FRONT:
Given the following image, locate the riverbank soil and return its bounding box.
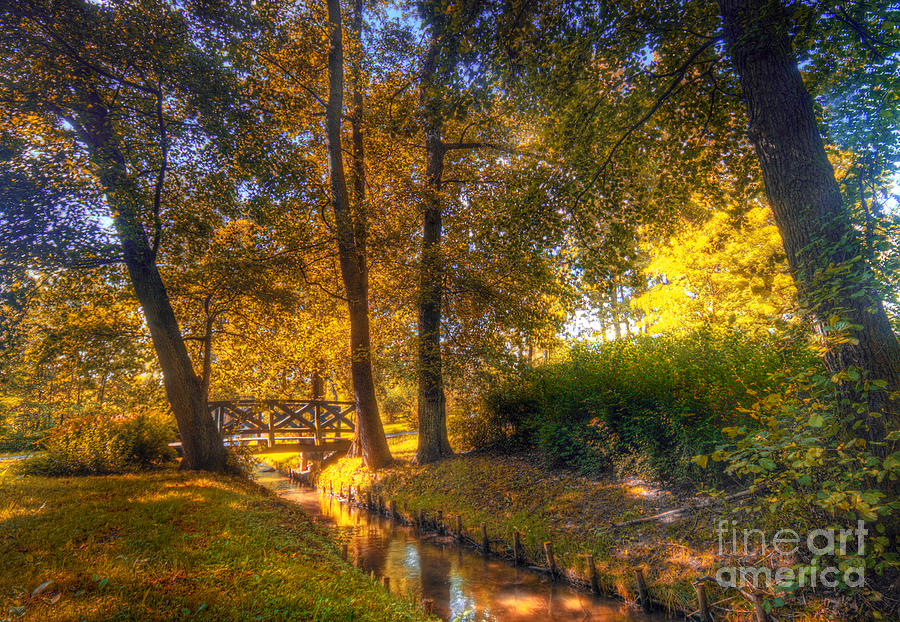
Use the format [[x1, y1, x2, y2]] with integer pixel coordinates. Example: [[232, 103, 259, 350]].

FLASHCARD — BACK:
[[305, 434, 869, 621], [0, 468, 430, 621]]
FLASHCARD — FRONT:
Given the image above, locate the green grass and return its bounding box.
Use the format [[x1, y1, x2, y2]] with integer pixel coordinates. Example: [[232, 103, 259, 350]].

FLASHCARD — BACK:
[[0, 469, 431, 621], [382, 422, 415, 436]]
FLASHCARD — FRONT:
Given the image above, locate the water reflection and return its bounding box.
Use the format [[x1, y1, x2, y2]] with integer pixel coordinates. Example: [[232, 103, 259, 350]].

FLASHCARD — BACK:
[[257, 470, 668, 622]]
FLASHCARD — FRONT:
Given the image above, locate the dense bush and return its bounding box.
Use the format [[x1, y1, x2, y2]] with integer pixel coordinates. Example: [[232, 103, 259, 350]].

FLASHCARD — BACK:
[[20, 411, 177, 476], [0, 426, 43, 453], [470, 329, 818, 482]]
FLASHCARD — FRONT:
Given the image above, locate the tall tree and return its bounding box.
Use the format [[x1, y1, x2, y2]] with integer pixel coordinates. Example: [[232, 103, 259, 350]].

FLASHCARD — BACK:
[[324, 0, 392, 468], [717, 0, 900, 446], [415, 26, 455, 463], [1, 0, 232, 470]]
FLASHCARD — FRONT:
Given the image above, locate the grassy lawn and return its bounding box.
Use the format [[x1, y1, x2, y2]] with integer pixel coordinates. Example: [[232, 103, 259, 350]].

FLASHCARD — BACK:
[[382, 422, 416, 436], [0, 467, 430, 621]]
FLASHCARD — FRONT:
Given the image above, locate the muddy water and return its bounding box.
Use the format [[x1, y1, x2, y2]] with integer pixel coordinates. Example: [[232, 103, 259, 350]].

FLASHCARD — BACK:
[[256, 470, 670, 622]]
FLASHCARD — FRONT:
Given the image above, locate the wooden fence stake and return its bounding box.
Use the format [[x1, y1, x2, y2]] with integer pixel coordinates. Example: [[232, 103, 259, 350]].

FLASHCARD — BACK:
[[329, 481, 334, 496], [544, 541, 557, 577], [585, 553, 600, 595], [512, 531, 523, 565], [382, 576, 390, 592], [422, 598, 434, 614], [635, 569, 650, 613], [481, 523, 489, 554], [750, 591, 767, 622], [389, 499, 397, 519], [455, 515, 462, 540], [341, 543, 348, 561], [693, 581, 709, 621]]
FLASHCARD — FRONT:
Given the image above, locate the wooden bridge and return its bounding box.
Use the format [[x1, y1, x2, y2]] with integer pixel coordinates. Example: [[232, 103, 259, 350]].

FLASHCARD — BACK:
[[207, 398, 355, 455]]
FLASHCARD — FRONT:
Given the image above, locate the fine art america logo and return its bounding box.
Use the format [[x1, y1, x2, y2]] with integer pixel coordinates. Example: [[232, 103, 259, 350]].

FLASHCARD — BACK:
[[714, 520, 867, 589]]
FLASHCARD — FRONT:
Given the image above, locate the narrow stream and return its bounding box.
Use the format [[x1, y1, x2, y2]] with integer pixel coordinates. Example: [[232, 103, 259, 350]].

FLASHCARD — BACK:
[[256, 469, 671, 622]]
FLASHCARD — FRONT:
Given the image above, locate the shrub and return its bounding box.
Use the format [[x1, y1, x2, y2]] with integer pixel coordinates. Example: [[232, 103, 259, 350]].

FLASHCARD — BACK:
[[20, 411, 177, 476], [703, 365, 900, 605], [473, 329, 817, 482], [0, 426, 43, 454]]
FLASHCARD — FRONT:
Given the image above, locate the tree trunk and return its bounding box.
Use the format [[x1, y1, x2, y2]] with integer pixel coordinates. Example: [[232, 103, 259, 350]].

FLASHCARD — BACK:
[[414, 35, 454, 464], [76, 93, 229, 472], [311, 368, 325, 401], [718, 0, 900, 446], [612, 284, 622, 340], [324, 0, 392, 469], [200, 314, 214, 404]]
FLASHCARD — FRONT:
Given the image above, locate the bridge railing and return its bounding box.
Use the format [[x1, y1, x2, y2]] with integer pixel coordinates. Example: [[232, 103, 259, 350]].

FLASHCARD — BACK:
[[208, 398, 356, 448]]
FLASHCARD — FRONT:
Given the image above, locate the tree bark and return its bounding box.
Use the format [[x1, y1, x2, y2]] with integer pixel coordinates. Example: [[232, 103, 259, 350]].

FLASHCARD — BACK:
[[311, 368, 325, 401], [415, 35, 454, 464], [200, 314, 214, 403], [324, 0, 392, 469], [718, 0, 900, 446], [76, 93, 229, 472]]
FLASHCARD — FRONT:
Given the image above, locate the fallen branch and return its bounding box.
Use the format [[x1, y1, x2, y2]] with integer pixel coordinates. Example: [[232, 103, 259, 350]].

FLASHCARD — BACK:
[[613, 489, 752, 528]]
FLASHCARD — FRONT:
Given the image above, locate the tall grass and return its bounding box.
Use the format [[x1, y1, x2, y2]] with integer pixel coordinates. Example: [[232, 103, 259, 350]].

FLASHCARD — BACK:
[[466, 329, 816, 482]]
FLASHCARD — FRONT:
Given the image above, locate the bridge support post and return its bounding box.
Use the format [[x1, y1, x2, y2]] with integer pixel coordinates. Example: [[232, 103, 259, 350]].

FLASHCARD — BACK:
[[267, 410, 276, 448]]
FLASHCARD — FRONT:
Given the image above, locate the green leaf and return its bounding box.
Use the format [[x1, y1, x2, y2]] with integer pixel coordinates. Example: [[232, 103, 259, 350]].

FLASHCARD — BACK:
[[883, 452, 900, 471]]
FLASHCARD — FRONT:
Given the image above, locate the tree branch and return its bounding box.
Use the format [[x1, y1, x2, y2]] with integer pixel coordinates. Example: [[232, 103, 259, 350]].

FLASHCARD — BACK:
[[572, 39, 717, 212], [151, 82, 167, 258]]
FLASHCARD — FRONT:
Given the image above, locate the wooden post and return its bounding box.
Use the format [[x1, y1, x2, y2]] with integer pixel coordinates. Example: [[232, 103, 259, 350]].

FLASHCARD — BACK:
[[585, 553, 600, 595], [512, 531, 523, 565], [378, 495, 384, 514], [418, 508, 426, 527], [300, 453, 308, 471], [750, 591, 767, 622], [481, 523, 489, 554], [455, 515, 462, 540], [341, 543, 348, 561], [635, 569, 650, 613], [389, 499, 397, 519], [422, 599, 433, 614], [329, 481, 334, 496], [694, 581, 709, 622], [544, 541, 556, 577], [314, 401, 322, 446], [436, 510, 443, 534], [382, 576, 390, 592], [267, 409, 276, 448]]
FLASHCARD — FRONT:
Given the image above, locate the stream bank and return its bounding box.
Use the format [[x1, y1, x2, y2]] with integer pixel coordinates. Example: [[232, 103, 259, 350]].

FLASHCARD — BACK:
[[256, 467, 668, 622]]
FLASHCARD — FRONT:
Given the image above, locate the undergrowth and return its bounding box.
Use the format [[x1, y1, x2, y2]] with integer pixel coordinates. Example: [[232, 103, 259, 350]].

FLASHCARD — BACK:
[[464, 329, 815, 483]]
